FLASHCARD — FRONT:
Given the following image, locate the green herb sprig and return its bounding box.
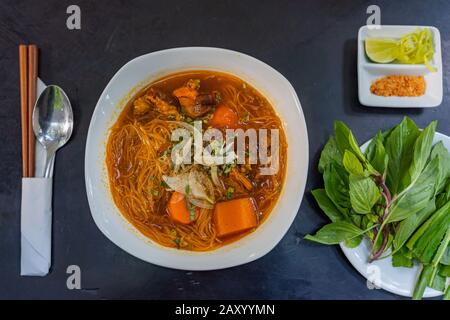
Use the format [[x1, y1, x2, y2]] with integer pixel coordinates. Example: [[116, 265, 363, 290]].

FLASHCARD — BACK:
[[185, 185, 196, 222], [307, 117, 450, 300]]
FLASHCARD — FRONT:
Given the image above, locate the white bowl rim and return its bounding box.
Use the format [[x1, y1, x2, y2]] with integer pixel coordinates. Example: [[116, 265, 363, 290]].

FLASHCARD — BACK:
[[85, 47, 309, 270]]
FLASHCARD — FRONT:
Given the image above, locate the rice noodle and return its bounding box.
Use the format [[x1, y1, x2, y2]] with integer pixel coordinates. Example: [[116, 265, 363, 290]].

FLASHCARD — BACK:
[[105, 71, 287, 251]]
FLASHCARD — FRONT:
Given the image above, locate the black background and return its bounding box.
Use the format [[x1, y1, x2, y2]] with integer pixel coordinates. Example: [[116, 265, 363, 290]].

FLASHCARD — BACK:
[[0, 0, 449, 299]]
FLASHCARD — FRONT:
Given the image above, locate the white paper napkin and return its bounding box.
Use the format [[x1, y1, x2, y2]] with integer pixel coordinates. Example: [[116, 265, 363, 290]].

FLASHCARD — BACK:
[[21, 78, 55, 276]]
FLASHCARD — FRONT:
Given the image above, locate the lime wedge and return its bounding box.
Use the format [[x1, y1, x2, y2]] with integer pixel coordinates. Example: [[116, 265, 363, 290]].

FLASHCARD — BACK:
[[365, 38, 399, 63]]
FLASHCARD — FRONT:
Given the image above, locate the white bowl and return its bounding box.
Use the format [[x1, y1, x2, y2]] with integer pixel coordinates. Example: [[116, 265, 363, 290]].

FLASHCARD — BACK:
[[85, 47, 309, 270], [340, 132, 450, 298]]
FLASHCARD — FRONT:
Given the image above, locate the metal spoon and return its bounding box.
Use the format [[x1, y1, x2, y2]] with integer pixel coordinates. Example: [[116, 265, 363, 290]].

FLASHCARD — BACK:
[[33, 85, 73, 178]]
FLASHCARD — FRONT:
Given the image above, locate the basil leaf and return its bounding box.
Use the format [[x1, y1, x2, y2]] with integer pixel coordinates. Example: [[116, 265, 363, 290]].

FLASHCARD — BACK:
[[439, 264, 450, 277], [311, 189, 345, 222], [385, 117, 420, 195], [343, 150, 364, 176], [431, 141, 450, 175], [440, 182, 450, 207], [413, 265, 435, 300], [350, 214, 363, 228], [431, 226, 450, 266], [407, 200, 450, 250], [430, 141, 450, 194], [411, 212, 450, 263], [403, 121, 437, 188], [324, 163, 350, 210], [362, 213, 377, 229], [365, 132, 389, 175], [364, 132, 378, 159], [318, 136, 342, 174], [366, 128, 391, 151], [393, 200, 436, 251], [349, 174, 381, 214], [435, 193, 448, 209], [444, 285, 450, 300], [372, 229, 393, 253], [335, 121, 379, 175], [429, 272, 446, 292], [392, 247, 414, 268], [334, 121, 367, 162], [388, 156, 440, 223], [441, 246, 450, 265], [304, 221, 365, 245], [344, 234, 363, 248]]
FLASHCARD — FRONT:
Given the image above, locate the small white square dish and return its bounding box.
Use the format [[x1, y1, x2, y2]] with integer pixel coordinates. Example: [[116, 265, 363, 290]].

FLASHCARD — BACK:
[[358, 25, 443, 108]]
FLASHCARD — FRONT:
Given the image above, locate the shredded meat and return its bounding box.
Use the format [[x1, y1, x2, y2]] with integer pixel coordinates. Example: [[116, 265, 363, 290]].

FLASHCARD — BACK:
[[230, 168, 253, 191], [134, 89, 181, 119], [133, 97, 151, 115], [173, 80, 220, 118], [196, 92, 220, 106]]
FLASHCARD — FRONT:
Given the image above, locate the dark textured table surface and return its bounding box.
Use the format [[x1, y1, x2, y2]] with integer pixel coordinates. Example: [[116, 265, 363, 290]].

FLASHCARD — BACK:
[[1, 0, 449, 299]]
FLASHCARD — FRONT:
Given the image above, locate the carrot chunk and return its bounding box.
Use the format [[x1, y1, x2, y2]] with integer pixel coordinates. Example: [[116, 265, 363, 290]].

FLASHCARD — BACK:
[[209, 104, 239, 129], [213, 197, 258, 238], [167, 192, 197, 224]]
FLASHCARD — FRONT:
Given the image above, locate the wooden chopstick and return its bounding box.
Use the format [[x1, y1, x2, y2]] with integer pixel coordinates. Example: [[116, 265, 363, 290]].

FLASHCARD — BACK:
[[27, 45, 38, 177], [19, 45, 29, 178], [19, 44, 39, 178]]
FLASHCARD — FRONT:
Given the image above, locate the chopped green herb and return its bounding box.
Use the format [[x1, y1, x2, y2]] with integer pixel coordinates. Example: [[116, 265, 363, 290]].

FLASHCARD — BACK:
[[171, 229, 182, 249], [188, 79, 201, 89], [185, 185, 196, 221], [210, 139, 222, 156], [174, 236, 181, 248], [222, 163, 235, 175], [161, 180, 170, 188], [186, 117, 194, 124], [151, 189, 159, 197], [161, 146, 172, 157], [215, 91, 222, 103], [225, 187, 234, 200], [240, 112, 250, 122]]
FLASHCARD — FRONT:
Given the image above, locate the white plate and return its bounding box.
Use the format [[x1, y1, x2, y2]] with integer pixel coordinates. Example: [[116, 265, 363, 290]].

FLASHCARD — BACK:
[[85, 47, 309, 270], [358, 25, 443, 108], [340, 132, 450, 298]]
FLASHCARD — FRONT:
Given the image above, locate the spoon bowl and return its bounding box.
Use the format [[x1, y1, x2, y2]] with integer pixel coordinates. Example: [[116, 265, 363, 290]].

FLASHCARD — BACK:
[[33, 85, 73, 177]]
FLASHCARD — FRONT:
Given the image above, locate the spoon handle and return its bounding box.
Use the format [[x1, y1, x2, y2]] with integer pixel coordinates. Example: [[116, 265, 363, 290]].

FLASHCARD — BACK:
[[43, 150, 55, 178]]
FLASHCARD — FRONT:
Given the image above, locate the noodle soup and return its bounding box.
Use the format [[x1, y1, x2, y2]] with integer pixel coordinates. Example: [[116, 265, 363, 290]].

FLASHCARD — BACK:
[[106, 71, 287, 251]]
